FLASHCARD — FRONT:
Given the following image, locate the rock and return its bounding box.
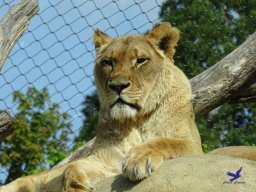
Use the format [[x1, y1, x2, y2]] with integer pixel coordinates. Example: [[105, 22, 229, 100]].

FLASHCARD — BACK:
[[95, 155, 256, 192]]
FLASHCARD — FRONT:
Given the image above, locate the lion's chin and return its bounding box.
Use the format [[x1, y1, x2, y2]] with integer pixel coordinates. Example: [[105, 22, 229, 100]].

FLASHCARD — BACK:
[[110, 103, 137, 120]]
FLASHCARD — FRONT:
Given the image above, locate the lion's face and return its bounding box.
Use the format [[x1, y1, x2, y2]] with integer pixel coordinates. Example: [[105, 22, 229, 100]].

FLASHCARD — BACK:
[[94, 23, 179, 121], [94, 35, 163, 120]]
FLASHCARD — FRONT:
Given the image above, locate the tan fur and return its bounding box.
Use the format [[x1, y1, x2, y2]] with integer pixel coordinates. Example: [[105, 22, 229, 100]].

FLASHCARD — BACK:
[[0, 23, 203, 192]]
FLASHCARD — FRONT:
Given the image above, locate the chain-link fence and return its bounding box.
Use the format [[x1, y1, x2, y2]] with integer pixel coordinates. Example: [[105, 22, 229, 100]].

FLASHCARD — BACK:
[[0, 0, 255, 184], [0, 0, 164, 181]]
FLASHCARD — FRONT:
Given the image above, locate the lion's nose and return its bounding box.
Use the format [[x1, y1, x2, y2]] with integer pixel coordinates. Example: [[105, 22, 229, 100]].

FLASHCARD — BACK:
[[108, 82, 130, 94]]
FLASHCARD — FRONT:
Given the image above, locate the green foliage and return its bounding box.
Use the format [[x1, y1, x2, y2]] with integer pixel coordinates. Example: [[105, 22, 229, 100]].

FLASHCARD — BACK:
[[198, 103, 256, 152], [0, 87, 71, 183], [160, 0, 256, 152], [160, 0, 256, 77]]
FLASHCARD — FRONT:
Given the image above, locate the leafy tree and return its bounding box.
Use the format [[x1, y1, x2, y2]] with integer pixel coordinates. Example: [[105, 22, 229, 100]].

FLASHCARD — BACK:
[[78, 0, 256, 152], [160, 0, 256, 77], [0, 87, 71, 184]]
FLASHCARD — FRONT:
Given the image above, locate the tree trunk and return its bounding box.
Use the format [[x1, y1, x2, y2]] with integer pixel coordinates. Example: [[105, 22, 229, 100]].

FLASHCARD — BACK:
[[5, 162, 23, 184]]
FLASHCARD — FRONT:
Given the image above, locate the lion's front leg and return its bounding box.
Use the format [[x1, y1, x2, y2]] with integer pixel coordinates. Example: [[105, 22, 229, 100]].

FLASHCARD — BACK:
[[0, 158, 113, 192], [122, 138, 198, 181], [62, 162, 95, 192]]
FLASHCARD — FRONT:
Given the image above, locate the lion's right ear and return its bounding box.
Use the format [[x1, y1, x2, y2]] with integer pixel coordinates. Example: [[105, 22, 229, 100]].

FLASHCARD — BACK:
[[94, 29, 112, 52], [147, 23, 180, 60]]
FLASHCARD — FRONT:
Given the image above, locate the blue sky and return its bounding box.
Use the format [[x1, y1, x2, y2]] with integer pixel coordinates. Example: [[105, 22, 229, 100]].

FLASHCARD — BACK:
[[0, 0, 164, 180]]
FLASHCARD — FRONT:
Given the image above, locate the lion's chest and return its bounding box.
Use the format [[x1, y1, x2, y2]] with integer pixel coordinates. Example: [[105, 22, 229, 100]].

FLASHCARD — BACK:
[[117, 128, 143, 154], [117, 125, 163, 153], [138, 115, 178, 140]]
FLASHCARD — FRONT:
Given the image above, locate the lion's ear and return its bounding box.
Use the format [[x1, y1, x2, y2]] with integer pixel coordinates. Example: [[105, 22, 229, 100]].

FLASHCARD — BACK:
[[147, 22, 180, 59], [94, 29, 113, 52]]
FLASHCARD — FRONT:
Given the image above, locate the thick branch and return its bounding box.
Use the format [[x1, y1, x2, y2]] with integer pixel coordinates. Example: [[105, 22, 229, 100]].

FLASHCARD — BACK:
[[0, 111, 13, 143], [0, 0, 39, 71], [191, 31, 256, 116]]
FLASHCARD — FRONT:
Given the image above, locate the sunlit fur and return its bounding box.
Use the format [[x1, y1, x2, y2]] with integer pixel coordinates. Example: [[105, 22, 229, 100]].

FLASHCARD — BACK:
[[110, 104, 137, 120]]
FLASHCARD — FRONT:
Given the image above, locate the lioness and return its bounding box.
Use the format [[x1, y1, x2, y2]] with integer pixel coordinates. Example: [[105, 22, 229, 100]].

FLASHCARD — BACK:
[[0, 23, 203, 192]]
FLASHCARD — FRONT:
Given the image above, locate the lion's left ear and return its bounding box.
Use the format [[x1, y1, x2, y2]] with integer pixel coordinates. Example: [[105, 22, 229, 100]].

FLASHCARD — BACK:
[[147, 22, 180, 59], [94, 29, 113, 52]]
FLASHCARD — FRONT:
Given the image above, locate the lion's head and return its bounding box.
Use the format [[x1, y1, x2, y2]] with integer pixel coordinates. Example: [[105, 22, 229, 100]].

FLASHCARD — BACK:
[[93, 23, 179, 121]]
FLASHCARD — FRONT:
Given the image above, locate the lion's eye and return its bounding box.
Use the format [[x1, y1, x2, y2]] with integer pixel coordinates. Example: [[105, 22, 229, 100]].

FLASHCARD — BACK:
[[101, 59, 113, 67], [137, 58, 149, 65]]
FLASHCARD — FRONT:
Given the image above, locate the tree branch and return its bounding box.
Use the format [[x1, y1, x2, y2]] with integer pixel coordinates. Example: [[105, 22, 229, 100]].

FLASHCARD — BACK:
[[191, 31, 256, 116], [0, 0, 39, 141], [0, 0, 39, 71], [0, 111, 13, 143]]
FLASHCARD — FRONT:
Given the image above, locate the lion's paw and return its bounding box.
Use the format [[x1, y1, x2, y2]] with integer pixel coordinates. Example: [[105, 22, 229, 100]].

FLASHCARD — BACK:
[[63, 163, 95, 192], [122, 145, 164, 181]]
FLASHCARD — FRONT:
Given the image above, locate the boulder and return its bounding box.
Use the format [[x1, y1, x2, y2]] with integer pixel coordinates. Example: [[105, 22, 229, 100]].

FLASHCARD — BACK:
[[95, 155, 256, 192]]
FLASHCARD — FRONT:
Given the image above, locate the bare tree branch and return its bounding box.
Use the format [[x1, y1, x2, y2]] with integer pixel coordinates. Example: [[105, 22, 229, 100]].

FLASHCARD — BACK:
[[191, 31, 256, 116], [0, 0, 39, 71], [0, 0, 39, 141], [0, 111, 13, 143]]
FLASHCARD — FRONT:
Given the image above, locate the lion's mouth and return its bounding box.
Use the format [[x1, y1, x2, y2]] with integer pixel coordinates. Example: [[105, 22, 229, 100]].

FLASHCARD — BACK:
[[111, 98, 140, 111]]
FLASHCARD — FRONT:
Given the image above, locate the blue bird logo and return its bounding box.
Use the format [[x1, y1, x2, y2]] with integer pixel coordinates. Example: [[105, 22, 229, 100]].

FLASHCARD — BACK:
[[226, 167, 242, 182]]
